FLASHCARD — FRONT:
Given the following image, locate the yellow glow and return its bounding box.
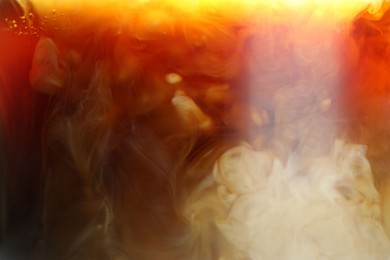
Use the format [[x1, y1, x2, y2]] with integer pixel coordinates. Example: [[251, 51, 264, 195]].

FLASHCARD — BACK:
[[23, 0, 389, 21]]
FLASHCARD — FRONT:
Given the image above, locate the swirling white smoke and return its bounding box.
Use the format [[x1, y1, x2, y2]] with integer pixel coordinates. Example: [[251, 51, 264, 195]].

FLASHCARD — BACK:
[[1, 0, 390, 259]]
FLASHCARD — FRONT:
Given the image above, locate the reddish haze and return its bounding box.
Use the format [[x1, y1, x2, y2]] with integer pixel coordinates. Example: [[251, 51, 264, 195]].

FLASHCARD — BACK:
[[1, 0, 390, 259]]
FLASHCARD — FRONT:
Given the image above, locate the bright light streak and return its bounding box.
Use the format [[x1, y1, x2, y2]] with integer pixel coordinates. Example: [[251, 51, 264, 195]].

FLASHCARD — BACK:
[[22, 0, 389, 21]]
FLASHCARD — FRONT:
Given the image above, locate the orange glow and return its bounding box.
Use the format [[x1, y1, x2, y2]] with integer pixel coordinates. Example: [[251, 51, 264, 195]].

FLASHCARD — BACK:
[[22, 0, 390, 22], [2, 0, 390, 259]]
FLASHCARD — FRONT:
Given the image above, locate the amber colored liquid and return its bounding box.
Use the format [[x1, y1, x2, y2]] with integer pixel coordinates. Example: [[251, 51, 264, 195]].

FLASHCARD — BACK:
[[1, 1, 390, 259]]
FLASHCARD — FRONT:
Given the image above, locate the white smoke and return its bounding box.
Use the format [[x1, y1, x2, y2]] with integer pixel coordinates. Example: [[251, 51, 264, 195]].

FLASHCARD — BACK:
[[5, 0, 390, 259]]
